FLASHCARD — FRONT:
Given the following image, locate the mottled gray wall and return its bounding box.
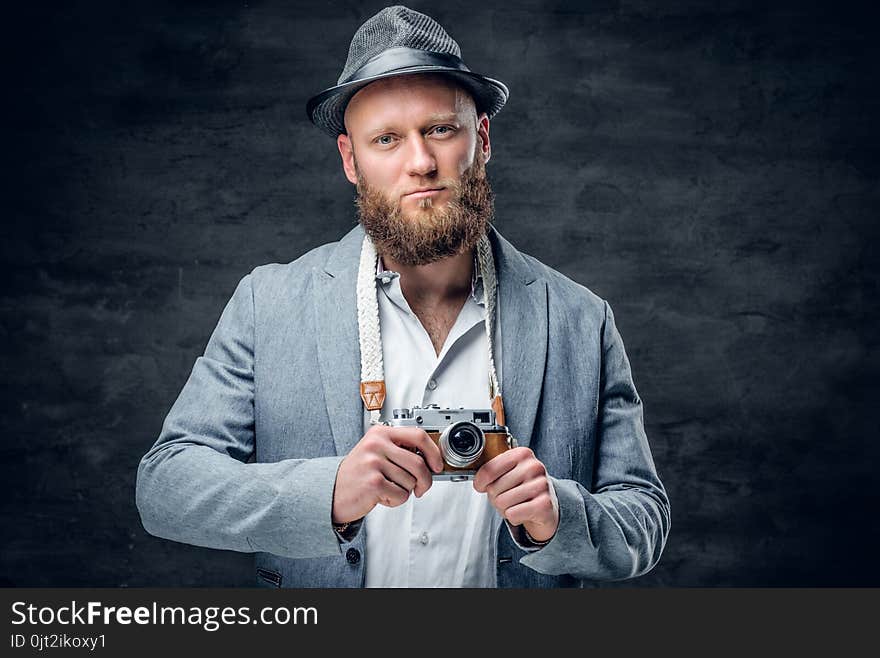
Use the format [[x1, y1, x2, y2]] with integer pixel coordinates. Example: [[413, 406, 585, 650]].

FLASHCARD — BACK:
[[2, 0, 877, 586]]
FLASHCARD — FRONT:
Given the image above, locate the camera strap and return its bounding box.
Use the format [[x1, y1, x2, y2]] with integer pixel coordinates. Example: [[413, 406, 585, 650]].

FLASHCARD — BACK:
[[356, 232, 505, 427]]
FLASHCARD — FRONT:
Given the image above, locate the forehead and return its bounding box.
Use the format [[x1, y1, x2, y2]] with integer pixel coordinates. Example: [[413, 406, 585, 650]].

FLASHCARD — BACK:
[[344, 73, 476, 134]]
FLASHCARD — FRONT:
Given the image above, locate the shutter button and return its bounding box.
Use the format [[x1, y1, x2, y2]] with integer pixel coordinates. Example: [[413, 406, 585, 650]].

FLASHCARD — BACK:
[[345, 548, 360, 565]]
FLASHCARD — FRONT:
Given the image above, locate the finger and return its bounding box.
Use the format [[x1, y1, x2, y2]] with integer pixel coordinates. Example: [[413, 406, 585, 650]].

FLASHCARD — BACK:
[[473, 448, 525, 492], [387, 427, 444, 474], [486, 458, 545, 500], [502, 493, 555, 527], [385, 445, 435, 497], [375, 477, 412, 508], [493, 477, 548, 514], [386, 446, 435, 497], [378, 459, 418, 494]]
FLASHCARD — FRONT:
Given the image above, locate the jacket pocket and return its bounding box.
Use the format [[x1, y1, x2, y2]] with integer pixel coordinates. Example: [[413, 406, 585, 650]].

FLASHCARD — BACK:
[[256, 567, 282, 588]]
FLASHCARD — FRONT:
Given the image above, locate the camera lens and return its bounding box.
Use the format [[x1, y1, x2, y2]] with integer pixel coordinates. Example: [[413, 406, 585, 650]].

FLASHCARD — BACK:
[[439, 421, 485, 468], [450, 427, 479, 454]]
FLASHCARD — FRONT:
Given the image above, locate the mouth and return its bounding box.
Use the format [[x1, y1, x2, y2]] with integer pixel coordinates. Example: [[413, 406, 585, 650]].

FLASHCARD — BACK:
[[403, 187, 445, 199]]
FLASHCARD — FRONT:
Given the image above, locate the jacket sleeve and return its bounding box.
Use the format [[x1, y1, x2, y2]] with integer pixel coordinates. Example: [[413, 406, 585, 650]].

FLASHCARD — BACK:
[[135, 273, 345, 559], [519, 300, 671, 580]]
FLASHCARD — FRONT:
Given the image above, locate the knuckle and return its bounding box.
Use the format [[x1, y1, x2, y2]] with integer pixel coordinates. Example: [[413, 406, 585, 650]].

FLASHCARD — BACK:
[[364, 454, 383, 470], [361, 434, 381, 451], [529, 474, 548, 492], [537, 494, 553, 513], [526, 461, 545, 478], [366, 424, 386, 439]]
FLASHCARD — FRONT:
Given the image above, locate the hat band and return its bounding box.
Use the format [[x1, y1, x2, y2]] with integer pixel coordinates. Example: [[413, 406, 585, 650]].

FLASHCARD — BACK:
[[344, 46, 471, 84]]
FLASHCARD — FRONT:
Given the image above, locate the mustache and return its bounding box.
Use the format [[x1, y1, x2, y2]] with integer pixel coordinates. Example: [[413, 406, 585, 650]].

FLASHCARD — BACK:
[[357, 175, 461, 205]]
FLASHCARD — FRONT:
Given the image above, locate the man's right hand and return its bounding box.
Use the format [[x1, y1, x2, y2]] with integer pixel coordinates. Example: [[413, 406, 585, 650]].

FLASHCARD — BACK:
[[331, 424, 444, 524]]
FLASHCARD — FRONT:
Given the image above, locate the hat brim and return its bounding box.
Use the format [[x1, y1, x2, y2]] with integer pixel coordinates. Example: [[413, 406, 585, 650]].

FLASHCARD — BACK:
[[306, 67, 509, 138]]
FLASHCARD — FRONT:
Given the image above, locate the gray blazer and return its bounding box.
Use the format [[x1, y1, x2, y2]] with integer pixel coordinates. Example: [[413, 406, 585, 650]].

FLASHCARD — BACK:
[[136, 224, 670, 587]]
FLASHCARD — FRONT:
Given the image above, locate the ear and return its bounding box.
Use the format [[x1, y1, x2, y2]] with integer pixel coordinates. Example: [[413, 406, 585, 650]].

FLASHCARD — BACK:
[[476, 112, 491, 164], [337, 133, 359, 185]]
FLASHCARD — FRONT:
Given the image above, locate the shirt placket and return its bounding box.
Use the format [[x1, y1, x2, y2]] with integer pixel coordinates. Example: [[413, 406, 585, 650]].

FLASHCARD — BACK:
[[375, 266, 491, 587], [394, 293, 486, 586]]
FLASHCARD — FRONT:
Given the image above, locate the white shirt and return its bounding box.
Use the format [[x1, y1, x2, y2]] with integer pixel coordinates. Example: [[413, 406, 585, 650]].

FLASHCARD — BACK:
[[362, 257, 505, 588]]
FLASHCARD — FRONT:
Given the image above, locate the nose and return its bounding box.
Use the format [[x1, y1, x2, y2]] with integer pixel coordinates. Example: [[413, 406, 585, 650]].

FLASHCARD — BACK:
[[405, 135, 437, 177]]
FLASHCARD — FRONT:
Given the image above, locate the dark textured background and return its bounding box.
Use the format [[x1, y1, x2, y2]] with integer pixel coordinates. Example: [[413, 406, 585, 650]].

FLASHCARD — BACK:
[[2, 0, 878, 587]]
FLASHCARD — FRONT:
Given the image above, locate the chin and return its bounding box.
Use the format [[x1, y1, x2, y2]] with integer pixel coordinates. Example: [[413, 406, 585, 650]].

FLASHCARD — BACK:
[[402, 204, 442, 222], [404, 197, 437, 211]]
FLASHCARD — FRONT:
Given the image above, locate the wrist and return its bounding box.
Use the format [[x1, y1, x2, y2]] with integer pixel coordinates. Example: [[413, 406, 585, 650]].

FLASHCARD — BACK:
[[523, 520, 556, 544], [332, 517, 363, 543], [524, 528, 552, 547]]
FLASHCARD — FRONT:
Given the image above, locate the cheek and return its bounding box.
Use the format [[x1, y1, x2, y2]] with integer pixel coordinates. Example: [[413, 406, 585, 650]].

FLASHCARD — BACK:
[[453, 145, 479, 176], [358, 156, 403, 191]]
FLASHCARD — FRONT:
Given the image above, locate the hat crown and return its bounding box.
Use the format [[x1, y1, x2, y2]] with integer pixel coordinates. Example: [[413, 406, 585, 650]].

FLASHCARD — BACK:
[[338, 5, 462, 85], [306, 4, 508, 138]]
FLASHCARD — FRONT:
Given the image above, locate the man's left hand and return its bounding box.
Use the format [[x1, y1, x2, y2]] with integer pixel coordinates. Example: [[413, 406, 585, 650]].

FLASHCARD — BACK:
[[473, 447, 559, 543]]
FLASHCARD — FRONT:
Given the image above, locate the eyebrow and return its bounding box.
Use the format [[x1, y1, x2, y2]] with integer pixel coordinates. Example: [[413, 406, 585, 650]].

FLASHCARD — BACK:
[[366, 113, 461, 137]]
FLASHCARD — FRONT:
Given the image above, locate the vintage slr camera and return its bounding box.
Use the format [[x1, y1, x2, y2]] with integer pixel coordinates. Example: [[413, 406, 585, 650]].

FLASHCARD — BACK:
[[388, 405, 517, 481]]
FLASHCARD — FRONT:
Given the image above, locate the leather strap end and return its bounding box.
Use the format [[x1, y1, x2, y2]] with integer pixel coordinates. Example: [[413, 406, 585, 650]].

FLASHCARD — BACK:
[[491, 394, 506, 426], [360, 380, 386, 411]]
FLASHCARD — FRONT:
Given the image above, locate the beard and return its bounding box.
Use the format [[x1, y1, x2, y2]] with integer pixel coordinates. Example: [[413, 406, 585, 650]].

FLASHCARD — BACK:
[[354, 148, 495, 266]]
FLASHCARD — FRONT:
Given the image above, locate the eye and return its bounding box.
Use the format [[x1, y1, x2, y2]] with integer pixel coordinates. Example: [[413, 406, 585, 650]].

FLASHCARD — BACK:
[[432, 125, 455, 136], [375, 134, 395, 146]]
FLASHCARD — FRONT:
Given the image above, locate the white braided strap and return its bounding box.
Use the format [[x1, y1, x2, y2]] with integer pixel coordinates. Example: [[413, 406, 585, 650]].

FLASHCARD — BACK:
[[356, 234, 384, 425], [476, 234, 501, 400]]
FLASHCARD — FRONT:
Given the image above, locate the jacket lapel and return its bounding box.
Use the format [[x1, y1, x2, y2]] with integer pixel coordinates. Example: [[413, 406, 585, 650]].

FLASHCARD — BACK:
[[312, 224, 548, 455], [490, 226, 548, 449], [313, 225, 366, 457]]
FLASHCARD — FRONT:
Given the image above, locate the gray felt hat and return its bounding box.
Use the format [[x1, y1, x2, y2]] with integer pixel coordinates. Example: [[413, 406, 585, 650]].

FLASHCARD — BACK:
[[306, 5, 509, 138]]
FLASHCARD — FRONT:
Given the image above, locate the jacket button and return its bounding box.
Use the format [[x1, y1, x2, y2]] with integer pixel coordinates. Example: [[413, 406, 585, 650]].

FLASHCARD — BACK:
[[345, 548, 361, 565]]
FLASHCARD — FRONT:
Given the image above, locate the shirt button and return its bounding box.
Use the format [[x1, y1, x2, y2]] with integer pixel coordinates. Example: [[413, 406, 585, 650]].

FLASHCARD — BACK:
[[427, 379, 437, 390], [345, 548, 360, 565], [381, 276, 391, 284], [418, 532, 429, 545]]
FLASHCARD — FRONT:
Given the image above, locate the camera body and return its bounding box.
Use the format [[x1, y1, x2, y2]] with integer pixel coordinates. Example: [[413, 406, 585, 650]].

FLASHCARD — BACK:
[[388, 405, 516, 481]]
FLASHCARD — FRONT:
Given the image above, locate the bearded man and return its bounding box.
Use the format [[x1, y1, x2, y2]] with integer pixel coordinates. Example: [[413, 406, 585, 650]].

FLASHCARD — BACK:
[[136, 5, 670, 588]]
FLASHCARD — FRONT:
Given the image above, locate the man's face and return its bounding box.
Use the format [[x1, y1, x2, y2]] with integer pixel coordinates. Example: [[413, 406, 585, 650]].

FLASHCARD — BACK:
[[337, 74, 494, 266]]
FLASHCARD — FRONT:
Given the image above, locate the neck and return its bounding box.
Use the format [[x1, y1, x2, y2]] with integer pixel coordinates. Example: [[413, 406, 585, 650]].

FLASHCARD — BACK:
[[383, 249, 474, 306]]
